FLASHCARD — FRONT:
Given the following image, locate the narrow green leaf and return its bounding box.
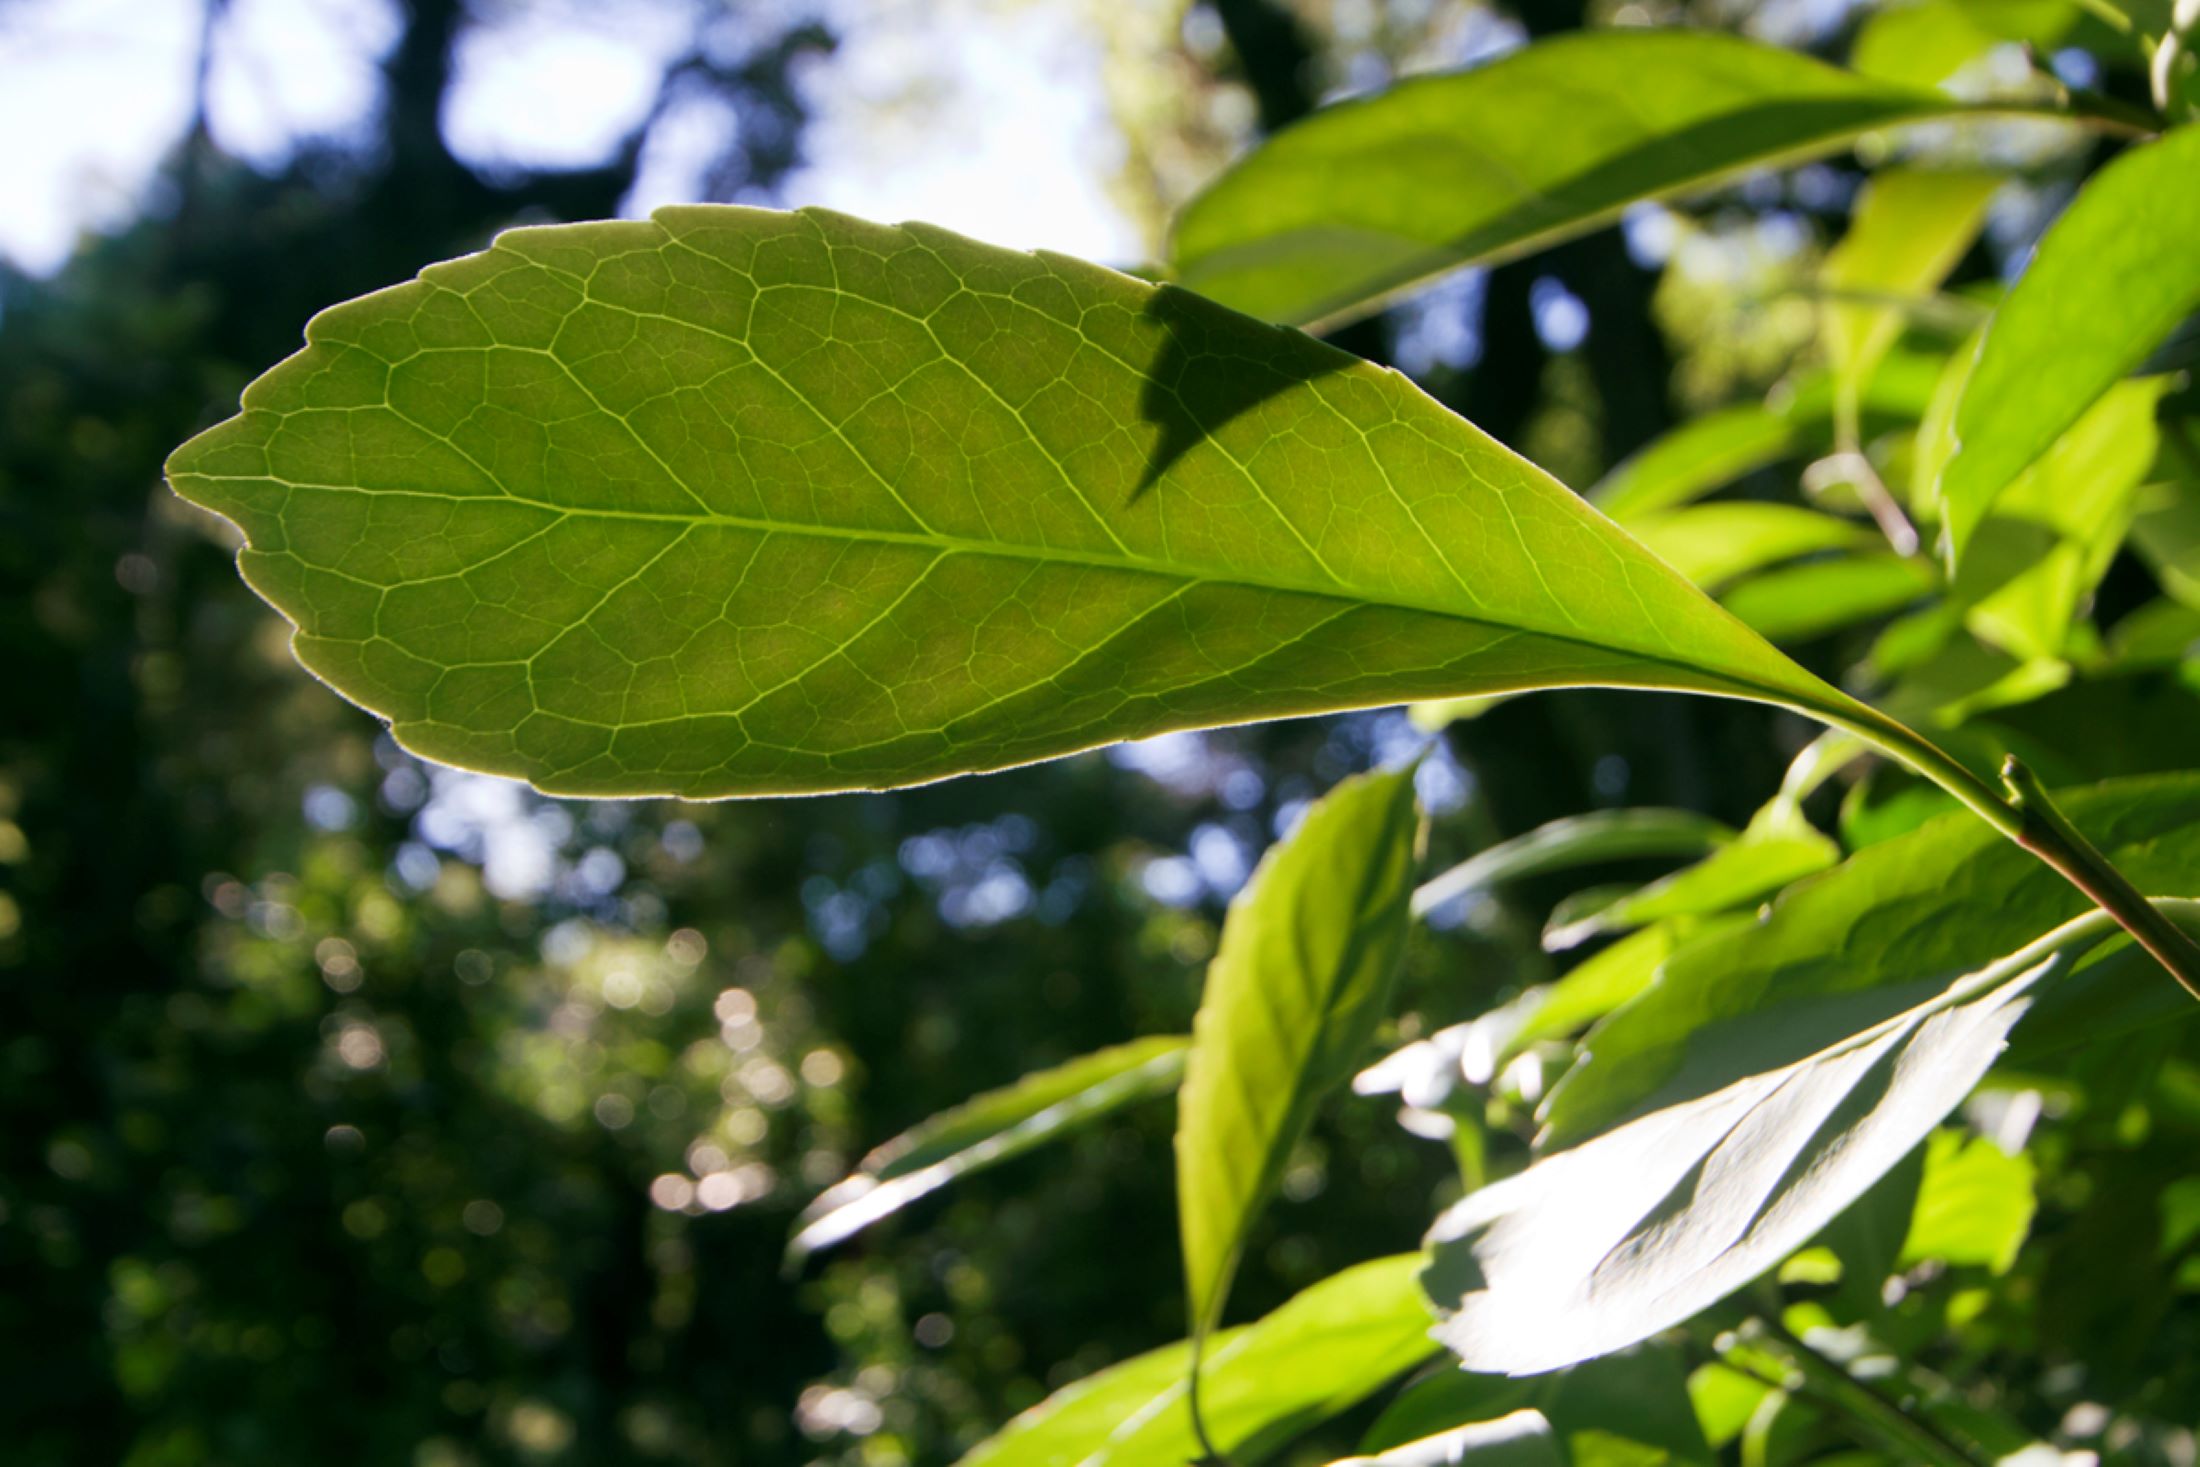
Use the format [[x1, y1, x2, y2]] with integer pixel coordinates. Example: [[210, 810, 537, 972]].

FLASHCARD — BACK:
[[1178, 767, 1422, 1345], [1331, 1411, 1563, 1467], [1501, 924, 1689, 1059], [1543, 801, 1839, 950], [787, 1035, 1187, 1263], [165, 205, 1874, 799], [1412, 808, 1735, 919], [1537, 774, 2200, 1149], [1629, 504, 1871, 593], [1899, 1128, 2036, 1273], [1935, 123, 2200, 565], [1821, 169, 1999, 436], [957, 1255, 1435, 1467], [1722, 552, 1937, 643], [1167, 31, 1971, 330], [1421, 916, 2108, 1374]]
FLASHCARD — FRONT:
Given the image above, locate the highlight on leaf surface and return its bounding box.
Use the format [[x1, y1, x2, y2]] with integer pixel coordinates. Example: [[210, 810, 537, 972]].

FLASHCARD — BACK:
[[165, 204, 1876, 800]]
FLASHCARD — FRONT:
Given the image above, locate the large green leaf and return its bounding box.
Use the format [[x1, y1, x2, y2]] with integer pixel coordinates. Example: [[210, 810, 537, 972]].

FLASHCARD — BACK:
[[1361, 1345, 1710, 1464], [1935, 123, 2200, 565], [165, 205, 1874, 799], [1332, 1412, 1563, 1467], [957, 1255, 1435, 1467], [1421, 914, 2108, 1374], [1538, 774, 2200, 1148], [1167, 30, 1972, 329], [786, 1035, 1187, 1263], [1177, 767, 1421, 1346]]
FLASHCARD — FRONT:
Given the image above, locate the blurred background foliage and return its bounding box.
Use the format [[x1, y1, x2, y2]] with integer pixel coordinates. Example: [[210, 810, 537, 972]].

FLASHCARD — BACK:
[[8, 0, 2200, 1463]]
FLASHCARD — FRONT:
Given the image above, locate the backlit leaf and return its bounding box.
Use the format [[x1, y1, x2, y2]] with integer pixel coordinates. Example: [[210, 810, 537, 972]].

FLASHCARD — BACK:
[[1412, 808, 1734, 920], [1178, 767, 1421, 1345], [1935, 123, 2200, 565], [1899, 1128, 2036, 1273], [957, 1255, 1434, 1467], [165, 205, 1874, 799], [1629, 504, 1870, 594], [787, 1035, 1187, 1263], [1421, 915, 2108, 1374], [1538, 775, 2200, 1149], [1168, 31, 1973, 330]]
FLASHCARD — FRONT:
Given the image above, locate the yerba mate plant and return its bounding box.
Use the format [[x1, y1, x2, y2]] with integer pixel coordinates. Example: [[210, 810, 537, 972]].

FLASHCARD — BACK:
[[168, 16, 2200, 1466]]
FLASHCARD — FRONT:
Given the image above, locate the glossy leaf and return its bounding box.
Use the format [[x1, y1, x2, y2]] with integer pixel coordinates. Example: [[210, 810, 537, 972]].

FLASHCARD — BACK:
[[1538, 775, 2200, 1148], [165, 205, 1872, 799], [1412, 808, 1734, 920], [1421, 917, 2104, 1374], [1168, 31, 1968, 329], [958, 1255, 1435, 1467], [1935, 123, 2200, 565], [787, 1035, 1187, 1263], [1178, 767, 1421, 1345]]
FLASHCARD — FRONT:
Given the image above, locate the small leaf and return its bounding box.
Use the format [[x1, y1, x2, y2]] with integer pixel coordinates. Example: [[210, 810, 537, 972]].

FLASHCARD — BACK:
[[1538, 774, 2200, 1149], [1331, 1411, 1563, 1467], [957, 1255, 1435, 1467], [166, 205, 1872, 799], [1413, 808, 1734, 920], [1168, 31, 1972, 329], [1630, 504, 1871, 593], [1899, 1128, 2036, 1273], [1935, 123, 2200, 566], [1178, 767, 1422, 1344], [1820, 168, 1999, 437], [1421, 917, 2107, 1374], [1722, 552, 1936, 643], [786, 1035, 1187, 1263]]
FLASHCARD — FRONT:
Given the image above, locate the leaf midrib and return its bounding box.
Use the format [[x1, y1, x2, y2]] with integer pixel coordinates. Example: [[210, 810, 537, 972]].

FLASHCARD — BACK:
[[193, 466, 1838, 717]]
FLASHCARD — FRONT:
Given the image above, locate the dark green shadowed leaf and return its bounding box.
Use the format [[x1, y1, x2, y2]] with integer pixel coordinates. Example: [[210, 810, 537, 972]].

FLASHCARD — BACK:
[[165, 205, 1871, 799], [1360, 1345, 1709, 1463], [1168, 31, 1971, 330], [787, 1035, 1187, 1264], [1935, 123, 2200, 566], [1421, 916, 2108, 1375], [1538, 775, 2200, 1149], [956, 1255, 1435, 1467], [1177, 767, 1422, 1347]]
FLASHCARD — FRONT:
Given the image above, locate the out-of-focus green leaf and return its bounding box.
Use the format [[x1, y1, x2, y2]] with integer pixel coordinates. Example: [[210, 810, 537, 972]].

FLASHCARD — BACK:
[[1687, 1364, 1774, 1450], [1899, 1128, 2036, 1272], [1631, 504, 1871, 593], [1501, 925, 1690, 1060], [1362, 1346, 1710, 1463], [1935, 124, 2200, 566], [2107, 597, 2200, 667], [1333, 1411, 1563, 1467], [1421, 915, 2105, 1374], [1723, 553, 1938, 643], [957, 1255, 1434, 1467], [1538, 775, 2200, 1149], [1543, 799, 1839, 950], [1960, 379, 2167, 660], [1178, 768, 1421, 1347], [1853, 0, 2078, 90], [167, 204, 1878, 799], [2131, 451, 2200, 609], [787, 1035, 1188, 1263], [1592, 356, 1945, 521], [1168, 31, 1971, 329], [1413, 808, 1734, 919], [1821, 169, 1999, 436]]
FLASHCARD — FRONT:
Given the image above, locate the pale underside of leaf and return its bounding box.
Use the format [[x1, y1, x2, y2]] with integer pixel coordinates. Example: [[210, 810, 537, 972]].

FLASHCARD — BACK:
[[1422, 927, 2082, 1375], [165, 205, 1857, 799], [1169, 30, 1974, 330]]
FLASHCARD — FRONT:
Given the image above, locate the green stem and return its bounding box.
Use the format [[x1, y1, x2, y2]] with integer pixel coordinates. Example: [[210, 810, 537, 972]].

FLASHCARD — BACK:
[[1725, 1319, 1984, 1467], [2002, 758, 2200, 1002]]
